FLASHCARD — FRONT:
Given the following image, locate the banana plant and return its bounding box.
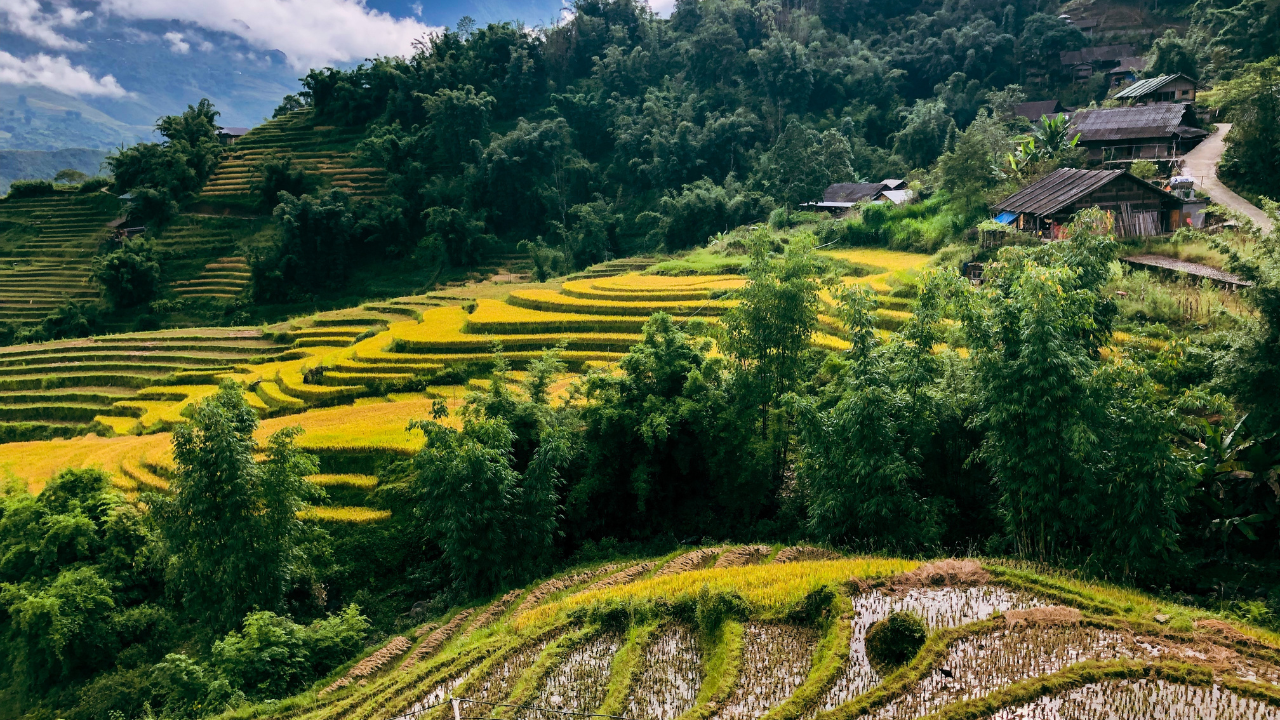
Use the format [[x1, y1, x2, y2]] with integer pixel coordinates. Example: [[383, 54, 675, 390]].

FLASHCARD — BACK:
[[1186, 414, 1280, 550]]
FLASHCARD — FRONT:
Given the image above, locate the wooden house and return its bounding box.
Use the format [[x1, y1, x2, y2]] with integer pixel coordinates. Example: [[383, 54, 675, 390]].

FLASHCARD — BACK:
[[1106, 57, 1148, 88], [216, 126, 250, 145], [1014, 100, 1068, 124], [993, 168, 1184, 238], [1068, 103, 1207, 163], [1113, 74, 1198, 104], [1059, 44, 1135, 81]]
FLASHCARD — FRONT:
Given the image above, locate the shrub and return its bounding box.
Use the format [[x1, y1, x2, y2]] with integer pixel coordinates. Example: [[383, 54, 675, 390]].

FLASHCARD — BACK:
[[864, 611, 926, 672], [79, 176, 113, 193], [251, 153, 314, 210], [5, 179, 55, 198]]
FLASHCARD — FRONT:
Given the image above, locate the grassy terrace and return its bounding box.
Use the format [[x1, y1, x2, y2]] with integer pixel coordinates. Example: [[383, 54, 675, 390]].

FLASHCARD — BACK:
[[0, 191, 120, 325], [200, 110, 388, 202]]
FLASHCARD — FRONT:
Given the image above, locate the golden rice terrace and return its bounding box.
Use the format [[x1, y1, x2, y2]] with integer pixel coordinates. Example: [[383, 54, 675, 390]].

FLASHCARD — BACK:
[[261, 555, 1280, 720]]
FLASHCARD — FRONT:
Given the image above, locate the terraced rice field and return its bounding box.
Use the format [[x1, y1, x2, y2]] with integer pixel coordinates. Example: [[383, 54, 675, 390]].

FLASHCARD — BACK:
[[253, 557, 1280, 720], [171, 256, 250, 298], [0, 327, 292, 440], [0, 191, 119, 324], [200, 110, 388, 201]]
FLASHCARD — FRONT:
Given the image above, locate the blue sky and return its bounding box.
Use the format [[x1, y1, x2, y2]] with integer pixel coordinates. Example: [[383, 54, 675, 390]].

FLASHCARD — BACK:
[[367, 0, 568, 28]]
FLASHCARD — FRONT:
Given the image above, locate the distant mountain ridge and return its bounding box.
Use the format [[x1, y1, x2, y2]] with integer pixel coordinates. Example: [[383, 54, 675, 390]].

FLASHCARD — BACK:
[[0, 148, 110, 194]]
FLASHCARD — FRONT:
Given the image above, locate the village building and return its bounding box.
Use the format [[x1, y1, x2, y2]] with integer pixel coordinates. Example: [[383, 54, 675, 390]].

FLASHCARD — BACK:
[[993, 168, 1187, 238], [813, 180, 914, 211], [1068, 103, 1207, 163], [1106, 57, 1148, 88], [216, 126, 250, 145], [1059, 44, 1135, 82], [1112, 73, 1198, 104], [1014, 100, 1069, 123]]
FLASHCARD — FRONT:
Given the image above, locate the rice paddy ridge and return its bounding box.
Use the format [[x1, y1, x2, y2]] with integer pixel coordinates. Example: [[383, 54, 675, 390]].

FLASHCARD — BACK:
[[0, 191, 120, 325], [0, 327, 292, 440], [253, 556, 1280, 720], [170, 256, 250, 299], [199, 111, 388, 201]]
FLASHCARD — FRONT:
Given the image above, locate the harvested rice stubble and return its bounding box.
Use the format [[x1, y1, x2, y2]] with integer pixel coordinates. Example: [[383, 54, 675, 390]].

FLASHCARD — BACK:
[[321, 635, 413, 695], [517, 633, 623, 720], [986, 678, 1280, 720], [516, 565, 619, 616], [626, 624, 703, 720], [869, 624, 1160, 719], [816, 586, 1047, 712], [712, 623, 820, 720], [657, 548, 724, 577]]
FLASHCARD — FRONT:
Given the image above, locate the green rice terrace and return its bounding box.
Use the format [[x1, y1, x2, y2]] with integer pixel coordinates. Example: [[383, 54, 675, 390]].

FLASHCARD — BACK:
[[200, 110, 389, 202], [0, 192, 119, 324], [249, 556, 1280, 720]]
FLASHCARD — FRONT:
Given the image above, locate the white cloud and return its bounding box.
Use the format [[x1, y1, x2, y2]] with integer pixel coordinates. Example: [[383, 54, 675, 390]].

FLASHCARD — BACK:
[[100, 0, 441, 70], [0, 0, 93, 50], [163, 30, 188, 52], [0, 50, 128, 96], [410, 2, 421, 16], [647, 0, 675, 18]]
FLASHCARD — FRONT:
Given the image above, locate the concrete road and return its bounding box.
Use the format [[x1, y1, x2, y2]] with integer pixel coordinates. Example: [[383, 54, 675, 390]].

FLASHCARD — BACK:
[[1180, 123, 1274, 233]]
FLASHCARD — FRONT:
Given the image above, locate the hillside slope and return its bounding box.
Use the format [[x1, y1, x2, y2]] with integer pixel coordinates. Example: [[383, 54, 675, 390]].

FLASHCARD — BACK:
[[254, 554, 1280, 720]]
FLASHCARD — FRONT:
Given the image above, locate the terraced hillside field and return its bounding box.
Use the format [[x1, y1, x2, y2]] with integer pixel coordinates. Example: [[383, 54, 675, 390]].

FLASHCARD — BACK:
[[253, 555, 1280, 720], [0, 191, 119, 325], [200, 110, 388, 202]]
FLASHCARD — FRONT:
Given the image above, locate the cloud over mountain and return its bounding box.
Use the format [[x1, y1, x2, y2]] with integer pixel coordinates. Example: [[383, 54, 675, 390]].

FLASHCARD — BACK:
[[0, 50, 127, 96]]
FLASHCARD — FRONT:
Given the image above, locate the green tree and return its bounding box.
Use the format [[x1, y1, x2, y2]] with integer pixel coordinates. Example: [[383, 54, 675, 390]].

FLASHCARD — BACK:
[[1146, 30, 1205, 79], [250, 153, 313, 210], [209, 605, 367, 700], [54, 168, 88, 184], [94, 237, 161, 309], [753, 122, 854, 208], [253, 190, 354, 302], [893, 99, 955, 169], [151, 382, 318, 634], [964, 210, 1189, 574]]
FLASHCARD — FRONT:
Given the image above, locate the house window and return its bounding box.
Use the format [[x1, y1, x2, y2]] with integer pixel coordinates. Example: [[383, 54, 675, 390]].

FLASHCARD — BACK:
[[1181, 89, 1190, 97]]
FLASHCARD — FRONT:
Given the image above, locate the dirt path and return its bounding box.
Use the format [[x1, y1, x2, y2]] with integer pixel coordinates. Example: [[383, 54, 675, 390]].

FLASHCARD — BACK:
[[1181, 123, 1274, 233]]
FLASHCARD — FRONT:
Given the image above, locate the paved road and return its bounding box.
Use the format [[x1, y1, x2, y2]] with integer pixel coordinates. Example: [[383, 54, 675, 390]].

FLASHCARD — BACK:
[[1181, 123, 1274, 233]]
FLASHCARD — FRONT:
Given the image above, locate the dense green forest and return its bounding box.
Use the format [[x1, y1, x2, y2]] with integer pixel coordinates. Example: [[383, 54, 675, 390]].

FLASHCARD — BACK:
[[3, 0, 1280, 717]]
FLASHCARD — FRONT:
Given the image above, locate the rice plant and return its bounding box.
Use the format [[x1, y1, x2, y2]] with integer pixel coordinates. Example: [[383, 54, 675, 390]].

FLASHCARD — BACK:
[[987, 679, 1280, 719], [869, 624, 1155, 719], [320, 635, 412, 696], [516, 565, 620, 617], [817, 586, 1045, 711], [625, 624, 703, 720], [515, 633, 623, 720], [772, 547, 840, 564], [401, 609, 475, 670], [713, 623, 820, 720], [657, 548, 724, 577], [468, 589, 525, 634], [713, 546, 771, 569], [587, 562, 658, 591]]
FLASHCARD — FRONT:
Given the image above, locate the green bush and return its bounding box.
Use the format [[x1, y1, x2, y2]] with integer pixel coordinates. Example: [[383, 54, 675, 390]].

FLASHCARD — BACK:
[[79, 176, 113, 193], [864, 611, 927, 672], [95, 238, 162, 309], [5, 179, 55, 198]]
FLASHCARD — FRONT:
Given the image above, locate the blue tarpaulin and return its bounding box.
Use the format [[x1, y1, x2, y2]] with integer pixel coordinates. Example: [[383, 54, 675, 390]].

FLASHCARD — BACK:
[[994, 211, 1017, 224]]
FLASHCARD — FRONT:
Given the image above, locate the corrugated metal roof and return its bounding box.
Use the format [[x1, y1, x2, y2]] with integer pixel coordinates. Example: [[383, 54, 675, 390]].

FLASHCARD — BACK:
[[995, 168, 1180, 217], [994, 168, 1125, 215], [823, 182, 886, 203], [1113, 74, 1194, 99], [1070, 104, 1196, 142]]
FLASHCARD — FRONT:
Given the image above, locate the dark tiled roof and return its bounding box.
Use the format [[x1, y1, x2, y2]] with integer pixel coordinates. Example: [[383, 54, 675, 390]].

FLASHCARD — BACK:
[[994, 168, 1126, 216], [1060, 44, 1135, 66], [1015, 100, 1068, 121], [1107, 56, 1148, 74], [1070, 104, 1196, 142], [823, 182, 886, 203], [1113, 73, 1195, 99]]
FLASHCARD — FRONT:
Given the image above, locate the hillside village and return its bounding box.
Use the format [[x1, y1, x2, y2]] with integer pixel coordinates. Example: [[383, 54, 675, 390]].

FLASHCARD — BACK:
[[1, 0, 1280, 718]]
